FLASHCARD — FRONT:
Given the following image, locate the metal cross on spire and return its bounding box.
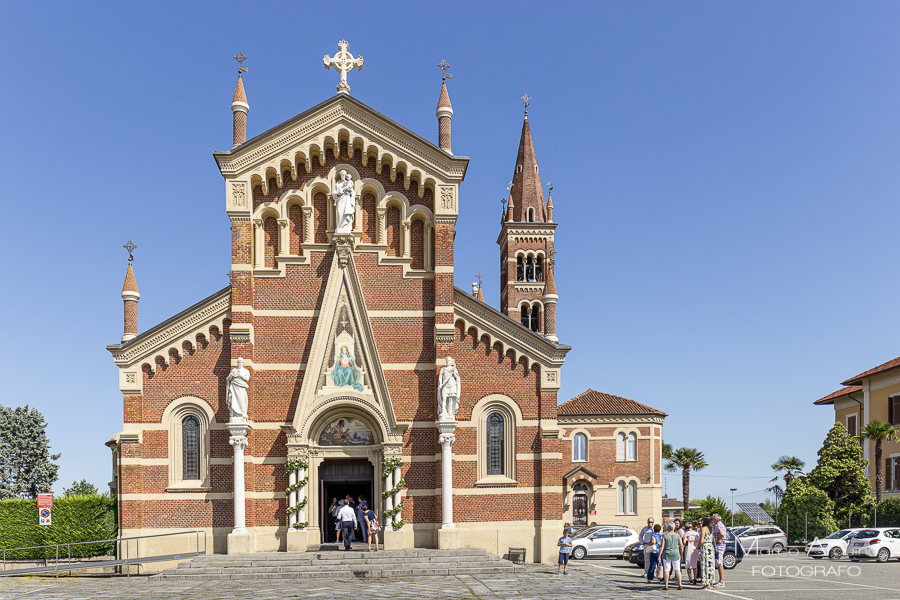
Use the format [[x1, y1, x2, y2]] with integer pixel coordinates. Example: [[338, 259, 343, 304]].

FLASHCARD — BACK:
[[548, 182, 554, 193], [507, 181, 513, 192], [521, 93, 531, 118], [324, 40, 364, 95], [437, 60, 452, 81], [233, 51, 248, 75], [476, 272, 483, 287], [123, 239, 137, 262]]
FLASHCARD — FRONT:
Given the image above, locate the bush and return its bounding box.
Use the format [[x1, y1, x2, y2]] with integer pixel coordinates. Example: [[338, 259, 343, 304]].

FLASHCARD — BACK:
[[777, 477, 836, 544], [0, 494, 116, 559], [877, 496, 900, 516]]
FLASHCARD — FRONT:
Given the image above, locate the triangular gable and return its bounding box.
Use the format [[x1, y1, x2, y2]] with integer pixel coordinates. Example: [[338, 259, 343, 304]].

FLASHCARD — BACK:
[[290, 245, 402, 443], [563, 465, 599, 480]]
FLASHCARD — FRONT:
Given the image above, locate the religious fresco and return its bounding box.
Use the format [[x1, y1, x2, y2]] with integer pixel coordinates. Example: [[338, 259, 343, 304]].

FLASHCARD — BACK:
[[316, 283, 371, 396], [318, 417, 375, 446]]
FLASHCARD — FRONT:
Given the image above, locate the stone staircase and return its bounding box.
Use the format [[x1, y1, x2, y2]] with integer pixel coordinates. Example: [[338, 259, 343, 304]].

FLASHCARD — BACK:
[[153, 548, 526, 580]]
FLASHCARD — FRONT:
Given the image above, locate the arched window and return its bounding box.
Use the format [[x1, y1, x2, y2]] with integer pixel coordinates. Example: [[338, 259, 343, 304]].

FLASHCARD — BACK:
[[535, 256, 543, 281], [520, 305, 529, 328], [530, 303, 540, 332], [486, 413, 504, 475], [628, 481, 637, 514], [527, 208, 534, 222], [627, 433, 637, 461], [617, 481, 626, 514], [573, 433, 587, 461], [516, 256, 524, 281], [525, 256, 534, 282], [182, 416, 200, 480], [616, 432, 626, 461], [516, 164, 522, 173]]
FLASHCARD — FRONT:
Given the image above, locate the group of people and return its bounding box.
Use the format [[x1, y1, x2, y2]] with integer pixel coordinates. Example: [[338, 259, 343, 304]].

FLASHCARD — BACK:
[[327, 495, 381, 552], [640, 514, 727, 590]]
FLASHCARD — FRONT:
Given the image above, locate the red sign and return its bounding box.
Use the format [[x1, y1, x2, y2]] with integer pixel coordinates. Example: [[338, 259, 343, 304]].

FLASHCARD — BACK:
[[37, 493, 53, 508]]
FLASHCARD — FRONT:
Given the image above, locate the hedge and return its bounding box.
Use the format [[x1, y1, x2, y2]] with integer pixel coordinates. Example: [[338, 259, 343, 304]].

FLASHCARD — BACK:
[[0, 494, 117, 559]]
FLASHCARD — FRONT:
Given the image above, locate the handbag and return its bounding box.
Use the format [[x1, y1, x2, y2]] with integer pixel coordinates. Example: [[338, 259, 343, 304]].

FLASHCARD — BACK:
[[369, 516, 380, 533], [654, 564, 663, 579]]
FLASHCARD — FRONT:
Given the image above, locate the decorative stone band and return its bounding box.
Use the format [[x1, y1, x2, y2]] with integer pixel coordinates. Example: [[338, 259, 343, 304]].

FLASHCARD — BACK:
[[231, 101, 249, 114]]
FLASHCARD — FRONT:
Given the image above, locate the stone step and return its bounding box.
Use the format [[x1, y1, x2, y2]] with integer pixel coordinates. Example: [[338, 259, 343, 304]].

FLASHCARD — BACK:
[[173, 560, 505, 575], [155, 564, 524, 581]]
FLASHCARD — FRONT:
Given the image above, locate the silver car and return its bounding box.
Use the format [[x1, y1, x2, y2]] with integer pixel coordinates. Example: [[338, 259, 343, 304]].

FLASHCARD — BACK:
[[736, 526, 787, 554], [571, 527, 639, 559]]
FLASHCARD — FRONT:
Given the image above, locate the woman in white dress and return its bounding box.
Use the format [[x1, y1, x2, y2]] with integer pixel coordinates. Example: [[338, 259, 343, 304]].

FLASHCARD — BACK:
[[683, 521, 700, 585]]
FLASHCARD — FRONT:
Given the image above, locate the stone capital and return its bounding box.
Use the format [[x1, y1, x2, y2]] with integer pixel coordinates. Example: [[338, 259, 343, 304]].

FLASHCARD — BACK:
[[229, 435, 248, 451], [439, 432, 456, 447]]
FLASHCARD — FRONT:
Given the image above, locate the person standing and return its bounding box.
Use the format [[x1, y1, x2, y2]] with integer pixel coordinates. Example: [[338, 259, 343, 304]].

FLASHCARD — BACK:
[[333, 499, 344, 543], [659, 523, 684, 590], [356, 495, 368, 543], [327, 498, 338, 543], [639, 517, 655, 578], [712, 513, 727, 588], [361, 503, 380, 552], [557, 528, 573, 575], [646, 524, 662, 583], [337, 500, 358, 550], [698, 517, 715, 590], [683, 522, 700, 584]]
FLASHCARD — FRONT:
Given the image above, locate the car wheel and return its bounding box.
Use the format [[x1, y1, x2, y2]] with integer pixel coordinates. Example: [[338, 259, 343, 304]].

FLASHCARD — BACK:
[[877, 548, 890, 563], [723, 552, 737, 569], [771, 543, 785, 554], [828, 547, 842, 560], [572, 546, 587, 560]]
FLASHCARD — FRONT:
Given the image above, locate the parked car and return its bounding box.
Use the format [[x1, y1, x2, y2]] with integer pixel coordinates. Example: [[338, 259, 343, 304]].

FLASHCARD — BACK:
[[735, 526, 787, 554], [805, 528, 865, 559], [847, 527, 900, 562], [571, 527, 639, 559], [564, 524, 628, 538], [624, 530, 745, 569]]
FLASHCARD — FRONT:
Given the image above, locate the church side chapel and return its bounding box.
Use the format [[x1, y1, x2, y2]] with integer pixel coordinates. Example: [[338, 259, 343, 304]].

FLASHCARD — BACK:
[[105, 44, 663, 566]]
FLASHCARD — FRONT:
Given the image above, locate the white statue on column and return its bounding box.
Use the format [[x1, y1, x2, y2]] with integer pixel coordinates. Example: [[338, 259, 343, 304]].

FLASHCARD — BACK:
[[438, 356, 460, 421], [226, 357, 250, 421], [333, 170, 356, 234]]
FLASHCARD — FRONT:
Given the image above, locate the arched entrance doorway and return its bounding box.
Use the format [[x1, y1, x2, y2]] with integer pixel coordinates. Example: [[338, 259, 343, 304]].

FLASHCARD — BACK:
[[572, 483, 589, 527], [319, 459, 374, 543]]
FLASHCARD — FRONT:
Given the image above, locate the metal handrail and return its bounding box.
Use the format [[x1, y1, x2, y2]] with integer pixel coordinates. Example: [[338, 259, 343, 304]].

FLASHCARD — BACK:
[[2, 530, 206, 577]]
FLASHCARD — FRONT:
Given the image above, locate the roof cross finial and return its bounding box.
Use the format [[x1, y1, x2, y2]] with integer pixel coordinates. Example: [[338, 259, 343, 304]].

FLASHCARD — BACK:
[[437, 60, 452, 81], [476, 272, 483, 288], [123, 239, 137, 263], [233, 51, 248, 75], [324, 40, 364, 95], [521, 93, 531, 118], [507, 181, 513, 192], [548, 182, 554, 193]]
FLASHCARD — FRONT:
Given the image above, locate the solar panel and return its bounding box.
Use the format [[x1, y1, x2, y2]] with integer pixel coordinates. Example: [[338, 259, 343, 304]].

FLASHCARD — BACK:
[[737, 502, 774, 524]]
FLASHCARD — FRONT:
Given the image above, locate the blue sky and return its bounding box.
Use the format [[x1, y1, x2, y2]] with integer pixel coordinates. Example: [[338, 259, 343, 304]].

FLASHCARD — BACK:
[[2, 1, 899, 508]]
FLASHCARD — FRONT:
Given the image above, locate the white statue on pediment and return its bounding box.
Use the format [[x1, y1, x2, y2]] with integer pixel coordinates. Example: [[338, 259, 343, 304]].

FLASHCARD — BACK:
[[438, 356, 460, 421], [226, 357, 250, 421], [333, 170, 356, 234]]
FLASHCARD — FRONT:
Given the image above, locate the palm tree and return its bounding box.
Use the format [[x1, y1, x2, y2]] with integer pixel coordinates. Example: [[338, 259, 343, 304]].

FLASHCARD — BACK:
[[860, 419, 900, 503], [770, 456, 805, 488], [662, 442, 673, 461], [665, 448, 708, 514], [766, 483, 784, 521]]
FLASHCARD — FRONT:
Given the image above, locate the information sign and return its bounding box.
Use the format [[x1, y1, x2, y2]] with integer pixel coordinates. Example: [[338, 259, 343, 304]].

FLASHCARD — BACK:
[[39, 507, 52, 526]]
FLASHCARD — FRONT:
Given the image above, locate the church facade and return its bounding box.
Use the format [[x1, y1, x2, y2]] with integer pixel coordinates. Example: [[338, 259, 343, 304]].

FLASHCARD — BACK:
[[106, 47, 664, 565]]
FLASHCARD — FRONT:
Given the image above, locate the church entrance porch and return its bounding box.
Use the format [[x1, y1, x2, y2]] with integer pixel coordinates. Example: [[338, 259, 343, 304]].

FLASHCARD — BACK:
[[319, 459, 374, 544]]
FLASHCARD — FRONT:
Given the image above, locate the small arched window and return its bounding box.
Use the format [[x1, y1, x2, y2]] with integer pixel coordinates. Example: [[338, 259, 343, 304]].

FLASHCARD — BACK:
[[573, 433, 587, 461], [527, 208, 535, 222], [616, 432, 626, 461], [535, 256, 543, 281], [617, 481, 626, 514], [486, 413, 504, 475], [530, 303, 540, 332], [520, 305, 530, 328], [525, 256, 534, 282], [516, 256, 524, 282], [182, 416, 200, 480], [628, 481, 637, 514], [516, 165, 522, 173], [627, 433, 637, 461]]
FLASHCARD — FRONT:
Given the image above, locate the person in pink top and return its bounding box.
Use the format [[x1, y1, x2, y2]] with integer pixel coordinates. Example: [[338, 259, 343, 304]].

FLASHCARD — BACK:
[[682, 522, 700, 585]]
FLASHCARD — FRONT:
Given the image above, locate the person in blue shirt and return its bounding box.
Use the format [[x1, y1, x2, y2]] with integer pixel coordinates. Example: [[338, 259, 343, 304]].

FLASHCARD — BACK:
[[557, 528, 573, 575]]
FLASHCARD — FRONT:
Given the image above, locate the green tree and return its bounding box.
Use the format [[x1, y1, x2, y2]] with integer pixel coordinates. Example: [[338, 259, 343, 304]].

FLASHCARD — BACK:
[[778, 477, 837, 544], [684, 495, 732, 523], [0, 405, 60, 499], [771, 455, 805, 488], [63, 479, 99, 497], [877, 497, 900, 516], [731, 511, 754, 526], [664, 447, 708, 514], [807, 422, 872, 524], [860, 419, 900, 503], [760, 498, 780, 522], [662, 442, 673, 461]]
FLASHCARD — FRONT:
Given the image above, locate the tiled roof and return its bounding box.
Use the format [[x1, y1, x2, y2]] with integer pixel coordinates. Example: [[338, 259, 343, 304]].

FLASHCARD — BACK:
[[436, 80, 452, 109], [662, 497, 700, 510], [842, 356, 900, 386], [121, 263, 139, 294], [232, 74, 247, 104], [813, 385, 862, 406], [558, 389, 666, 416]]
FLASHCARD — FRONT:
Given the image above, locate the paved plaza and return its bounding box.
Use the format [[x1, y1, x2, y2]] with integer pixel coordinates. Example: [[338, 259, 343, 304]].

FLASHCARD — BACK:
[[2, 555, 899, 600]]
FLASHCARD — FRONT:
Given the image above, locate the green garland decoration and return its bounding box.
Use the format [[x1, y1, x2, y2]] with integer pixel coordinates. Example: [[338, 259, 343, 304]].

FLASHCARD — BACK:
[[292, 521, 308, 530], [286, 498, 308, 515], [382, 478, 406, 499], [285, 459, 310, 527], [391, 519, 405, 529], [284, 460, 308, 475], [285, 477, 309, 495], [381, 458, 403, 481], [383, 500, 404, 518]]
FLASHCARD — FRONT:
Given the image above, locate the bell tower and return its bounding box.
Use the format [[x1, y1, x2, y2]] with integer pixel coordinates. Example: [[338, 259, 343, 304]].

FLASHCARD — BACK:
[[498, 96, 558, 340]]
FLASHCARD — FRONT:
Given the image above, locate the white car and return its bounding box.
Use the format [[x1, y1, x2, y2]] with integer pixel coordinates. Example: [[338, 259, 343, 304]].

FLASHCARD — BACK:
[[847, 527, 900, 562], [805, 528, 865, 559], [571, 527, 639, 559]]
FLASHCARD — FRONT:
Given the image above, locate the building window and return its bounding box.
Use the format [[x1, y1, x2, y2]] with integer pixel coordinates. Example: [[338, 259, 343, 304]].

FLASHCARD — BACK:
[[527, 208, 535, 222], [846, 414, 858, 437], [486, 413, 504, 475], [628, 481, 637, 514], [618, 480, 637, 514], [890, 396, 900, 426], [616, 432, 626, 461], [573, 433, 587, 461], [182, 416, 200, 480], [617, 481, 626, 514], [627, 433, 637, 461], [516, 256, 524, 281], [525, 256, 534, 282], [535, 256, 543, 281], [530, 303, 540, 332], [520, 305, 529, 328]]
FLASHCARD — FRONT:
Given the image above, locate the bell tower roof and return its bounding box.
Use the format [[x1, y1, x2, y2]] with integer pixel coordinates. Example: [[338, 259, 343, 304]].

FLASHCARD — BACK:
[[509, 116, 546, 222]]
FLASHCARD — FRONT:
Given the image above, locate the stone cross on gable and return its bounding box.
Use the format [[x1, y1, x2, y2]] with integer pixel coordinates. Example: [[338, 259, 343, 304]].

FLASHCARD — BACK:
[[324, 40, 364, 94]]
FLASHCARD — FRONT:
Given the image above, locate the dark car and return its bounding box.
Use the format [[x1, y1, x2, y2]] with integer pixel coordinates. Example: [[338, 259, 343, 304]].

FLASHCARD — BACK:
[[624, 531, 745, 570]]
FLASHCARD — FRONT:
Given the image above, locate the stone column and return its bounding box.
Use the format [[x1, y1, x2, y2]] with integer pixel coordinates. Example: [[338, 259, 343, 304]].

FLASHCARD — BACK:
[[302, 206, 313, 244], [436, 420, 460, 549], [278, 219, 289, 257], [425, 222, 434, 270], [296, 463, 307, 524], [376, 208, 386, 245], [252, 219, 263, 269], [393, 463, 403, 523], [401, 220, 411, 258], [383, 466, 394, 530], [227, 421, 252, 554], [288, 469, 297, 527]]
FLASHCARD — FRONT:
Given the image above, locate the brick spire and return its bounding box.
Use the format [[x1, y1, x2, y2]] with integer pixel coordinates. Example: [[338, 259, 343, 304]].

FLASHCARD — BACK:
[[542, 258, 558, 343], [121, 262, 140, 343], [232, 73, 249, 148], [509, 117, 546, 223], [436, 77, 453, 154], [546, 187, 554, 222]]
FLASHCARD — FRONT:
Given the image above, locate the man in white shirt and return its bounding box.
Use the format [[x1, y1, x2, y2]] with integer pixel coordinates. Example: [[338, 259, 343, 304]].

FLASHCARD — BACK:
[[338, 500, 358, 550], [640, 517, 656, 572]]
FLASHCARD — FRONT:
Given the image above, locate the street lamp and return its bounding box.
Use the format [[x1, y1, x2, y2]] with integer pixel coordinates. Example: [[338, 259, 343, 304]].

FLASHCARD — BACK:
[[730, 488, 737, 527]]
